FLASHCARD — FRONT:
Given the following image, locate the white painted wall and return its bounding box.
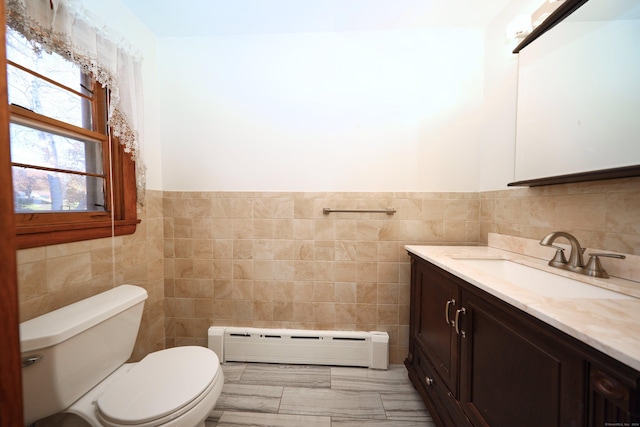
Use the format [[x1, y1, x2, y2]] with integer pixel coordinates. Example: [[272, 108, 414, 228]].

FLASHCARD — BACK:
[[75, 0, 542, 193], [479, 0, 549, 191], [158, 28, 485, 192], [76, 0, 163, 190]]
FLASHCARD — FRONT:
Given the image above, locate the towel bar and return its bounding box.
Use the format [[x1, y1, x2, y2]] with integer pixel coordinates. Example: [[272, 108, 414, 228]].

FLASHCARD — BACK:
[[322, 207, 396, 215]]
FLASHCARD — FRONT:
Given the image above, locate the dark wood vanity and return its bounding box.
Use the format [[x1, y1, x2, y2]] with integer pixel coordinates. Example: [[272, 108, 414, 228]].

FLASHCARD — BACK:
[[405, 253, 640, 427]]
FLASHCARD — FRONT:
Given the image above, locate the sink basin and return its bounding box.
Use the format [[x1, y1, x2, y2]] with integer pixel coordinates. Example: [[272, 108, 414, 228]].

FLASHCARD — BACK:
[[455, 258, 633, 300]]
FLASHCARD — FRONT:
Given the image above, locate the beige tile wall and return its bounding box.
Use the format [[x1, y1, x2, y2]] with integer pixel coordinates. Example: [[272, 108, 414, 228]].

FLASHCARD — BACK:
[[480, 176, 640, 256], [16, 190, 166, 361], [164, 179, 640, 365], [163, 191, 481, 364], [14, 177, 640, 366]]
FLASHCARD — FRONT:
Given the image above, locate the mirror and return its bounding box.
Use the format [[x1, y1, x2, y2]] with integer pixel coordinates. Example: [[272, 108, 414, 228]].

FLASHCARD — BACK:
[[510, 0, 640, 186]]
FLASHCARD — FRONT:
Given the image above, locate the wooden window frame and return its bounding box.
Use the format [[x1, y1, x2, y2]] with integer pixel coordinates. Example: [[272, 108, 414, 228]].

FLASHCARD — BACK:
[[0, 4, 24, 424], [8, 62, 139, 250]]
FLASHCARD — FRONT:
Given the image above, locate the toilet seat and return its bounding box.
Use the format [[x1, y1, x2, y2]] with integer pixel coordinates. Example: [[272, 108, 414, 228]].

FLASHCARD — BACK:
[[95, 346, 220, 427]]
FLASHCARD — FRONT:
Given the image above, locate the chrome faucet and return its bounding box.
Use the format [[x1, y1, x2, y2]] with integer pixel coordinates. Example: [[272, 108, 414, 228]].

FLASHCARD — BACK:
[[539, 231, 625, 278]]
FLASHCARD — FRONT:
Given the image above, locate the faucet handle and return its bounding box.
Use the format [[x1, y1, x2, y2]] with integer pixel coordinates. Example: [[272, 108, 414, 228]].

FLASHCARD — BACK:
[[542, 243, 568, 265], [585, 253, 626, 278], [549, 247, 568, 266], [588, 253, 626, 259]]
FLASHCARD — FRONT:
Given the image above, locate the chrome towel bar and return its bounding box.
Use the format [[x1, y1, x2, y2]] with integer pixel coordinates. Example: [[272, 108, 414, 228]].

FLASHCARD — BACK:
[[322, 207, 396, 215]]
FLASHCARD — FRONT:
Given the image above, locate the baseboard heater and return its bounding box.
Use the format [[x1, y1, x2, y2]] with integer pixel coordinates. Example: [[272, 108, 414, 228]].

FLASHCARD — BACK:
[[207, 327, 389, 370]]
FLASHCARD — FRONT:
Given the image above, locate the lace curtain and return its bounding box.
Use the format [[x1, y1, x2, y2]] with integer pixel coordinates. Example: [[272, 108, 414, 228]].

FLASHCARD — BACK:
[[5, 0, 146, 204]]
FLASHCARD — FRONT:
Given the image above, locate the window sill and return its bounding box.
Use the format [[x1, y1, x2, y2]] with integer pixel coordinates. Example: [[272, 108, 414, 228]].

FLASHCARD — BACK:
[[16, 218, 140, 249]]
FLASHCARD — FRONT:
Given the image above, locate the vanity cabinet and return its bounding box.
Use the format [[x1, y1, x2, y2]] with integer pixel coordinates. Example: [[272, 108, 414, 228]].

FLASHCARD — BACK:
[[406, 254, 640, 427]]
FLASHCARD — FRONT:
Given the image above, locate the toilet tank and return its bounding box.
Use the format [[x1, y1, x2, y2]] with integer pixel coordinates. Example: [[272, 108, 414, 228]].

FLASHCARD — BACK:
[[20, 285, 148, 425]]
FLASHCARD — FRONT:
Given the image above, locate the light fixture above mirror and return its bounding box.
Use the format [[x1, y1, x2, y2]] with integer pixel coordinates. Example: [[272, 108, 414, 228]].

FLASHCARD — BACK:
[[507, 0, 567, 43]]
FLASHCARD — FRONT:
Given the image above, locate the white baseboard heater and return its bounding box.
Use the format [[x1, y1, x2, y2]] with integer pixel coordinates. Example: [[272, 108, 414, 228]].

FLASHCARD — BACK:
[[207, 327, 389, 370]]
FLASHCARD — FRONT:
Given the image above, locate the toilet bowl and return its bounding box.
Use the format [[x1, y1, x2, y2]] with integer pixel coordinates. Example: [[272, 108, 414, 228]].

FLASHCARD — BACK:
[[20, 285, 224, 427]]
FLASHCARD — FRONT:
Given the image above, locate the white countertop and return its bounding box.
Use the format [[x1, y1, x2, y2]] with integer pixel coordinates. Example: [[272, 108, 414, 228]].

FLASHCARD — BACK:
[[405, 245, 640, 372]]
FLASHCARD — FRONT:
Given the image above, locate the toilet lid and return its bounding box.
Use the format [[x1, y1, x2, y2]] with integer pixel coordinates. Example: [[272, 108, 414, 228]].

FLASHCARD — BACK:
[[97, 346, 219, 426]]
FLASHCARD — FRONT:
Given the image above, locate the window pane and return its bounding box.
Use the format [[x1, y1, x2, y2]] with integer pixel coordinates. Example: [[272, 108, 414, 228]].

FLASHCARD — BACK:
[[6, 27, 94, 130], [8, 64, 93, 129], [10, 122, 104, 175], [12, 167, 106, 212], [6, 27, 85, 92]]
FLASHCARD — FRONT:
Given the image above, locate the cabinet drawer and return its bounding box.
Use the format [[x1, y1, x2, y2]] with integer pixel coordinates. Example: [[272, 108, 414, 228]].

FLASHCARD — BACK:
[[414, 349, 470, 427]]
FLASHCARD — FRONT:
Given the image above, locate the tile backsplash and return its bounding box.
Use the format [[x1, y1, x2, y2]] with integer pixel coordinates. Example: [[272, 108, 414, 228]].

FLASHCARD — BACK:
[[479, 177, 640, 256], [488, 233, 640, 283], [15, 176, 640, 365]]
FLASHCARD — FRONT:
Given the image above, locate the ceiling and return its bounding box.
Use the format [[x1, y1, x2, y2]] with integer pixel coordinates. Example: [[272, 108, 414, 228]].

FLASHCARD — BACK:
[[118, 0, 512, 37]]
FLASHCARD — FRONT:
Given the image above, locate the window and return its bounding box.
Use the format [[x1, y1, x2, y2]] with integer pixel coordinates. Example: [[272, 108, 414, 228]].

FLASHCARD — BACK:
[[6, 27, 138, 249]]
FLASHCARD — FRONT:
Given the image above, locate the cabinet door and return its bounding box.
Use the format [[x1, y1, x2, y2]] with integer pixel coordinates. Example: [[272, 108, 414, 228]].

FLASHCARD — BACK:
[[458, 289, 585, 427], [414, 260, 460, 396]]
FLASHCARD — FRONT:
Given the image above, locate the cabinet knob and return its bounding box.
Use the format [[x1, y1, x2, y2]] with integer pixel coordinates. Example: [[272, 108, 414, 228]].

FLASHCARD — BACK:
[[425, 377, 434, 386], [592, 369, 628, 401]]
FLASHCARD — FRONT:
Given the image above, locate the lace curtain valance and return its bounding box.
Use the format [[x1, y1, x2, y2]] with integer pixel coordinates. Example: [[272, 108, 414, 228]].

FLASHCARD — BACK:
[[5, 0, 146, 203]]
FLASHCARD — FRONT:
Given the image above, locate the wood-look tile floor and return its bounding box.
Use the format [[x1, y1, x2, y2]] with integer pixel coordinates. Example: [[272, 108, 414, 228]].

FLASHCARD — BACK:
[[206, 363, 435, 427]]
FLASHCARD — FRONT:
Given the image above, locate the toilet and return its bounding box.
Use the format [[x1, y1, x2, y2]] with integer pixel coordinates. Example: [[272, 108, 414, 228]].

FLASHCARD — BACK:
[[20, 285, 224, 427]]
